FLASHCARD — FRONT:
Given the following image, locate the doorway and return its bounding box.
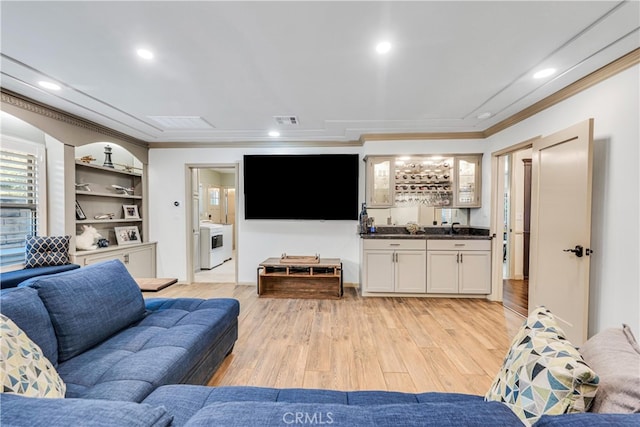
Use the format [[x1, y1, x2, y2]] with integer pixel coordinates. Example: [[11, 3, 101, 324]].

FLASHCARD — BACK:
[[491, 140, 535, 317], [186, 165, 238, 285]]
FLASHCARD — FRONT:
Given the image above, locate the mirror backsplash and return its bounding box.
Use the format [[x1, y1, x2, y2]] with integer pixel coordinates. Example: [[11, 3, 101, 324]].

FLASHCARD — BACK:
[[367, 206, 469, 226]]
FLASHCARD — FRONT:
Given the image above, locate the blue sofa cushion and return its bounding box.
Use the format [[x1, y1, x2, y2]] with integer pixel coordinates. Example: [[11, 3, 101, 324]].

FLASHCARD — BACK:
[[143, 385, 487, 426], [0, 393, 173, 427], [534, 413, 640, 426], [28, 259, 146, 362], [0, 286, 59, 367], [182, 401, 523, 427], [0, 263, 79, 289], [57, 297, 239, 402]]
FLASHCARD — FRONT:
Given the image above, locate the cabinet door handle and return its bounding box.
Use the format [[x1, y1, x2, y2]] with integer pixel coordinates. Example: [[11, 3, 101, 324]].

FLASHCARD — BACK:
[[389, 243, 401, 246], [454, 243, 465, 247], [460, 253, 463, 263], [456, 253, 459, 263], [124, 254, 130, 264]]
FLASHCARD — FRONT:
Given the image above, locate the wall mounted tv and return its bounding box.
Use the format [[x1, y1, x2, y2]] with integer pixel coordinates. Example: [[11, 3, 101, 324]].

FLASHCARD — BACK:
[[243, 154, 359, 220]]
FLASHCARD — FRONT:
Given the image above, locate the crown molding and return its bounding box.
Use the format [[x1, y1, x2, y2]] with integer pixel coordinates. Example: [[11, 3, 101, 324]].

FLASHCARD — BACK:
[[147, 139, 363, 149], [360, 131, 485, 143], [3, 49, 638, 147], [0, 89, 148, 148], [484, 48, 640, 137], [360, 48, 639, 143]]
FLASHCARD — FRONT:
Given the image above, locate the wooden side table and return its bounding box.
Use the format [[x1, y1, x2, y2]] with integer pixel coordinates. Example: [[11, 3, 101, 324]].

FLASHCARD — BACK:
[[257, 257, 342, 299]]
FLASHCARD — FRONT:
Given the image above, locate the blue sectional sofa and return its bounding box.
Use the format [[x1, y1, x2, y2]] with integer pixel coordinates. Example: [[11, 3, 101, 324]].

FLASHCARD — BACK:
[[2, 384, 639, 426], [0, 259, 239, 402], [1, 259, 639, 426]]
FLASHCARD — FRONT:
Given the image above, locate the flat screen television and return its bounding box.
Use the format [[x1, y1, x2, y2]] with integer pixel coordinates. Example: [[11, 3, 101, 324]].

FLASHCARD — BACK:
[[243, 154, 359, 220]]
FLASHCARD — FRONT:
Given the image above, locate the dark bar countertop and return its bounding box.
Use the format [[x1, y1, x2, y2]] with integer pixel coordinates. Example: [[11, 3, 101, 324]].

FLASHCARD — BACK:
[[360, 226, 492, 240]]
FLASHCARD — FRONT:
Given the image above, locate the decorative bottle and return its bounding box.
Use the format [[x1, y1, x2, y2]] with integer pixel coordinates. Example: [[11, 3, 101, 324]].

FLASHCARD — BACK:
[[359, 203, 369, 234]]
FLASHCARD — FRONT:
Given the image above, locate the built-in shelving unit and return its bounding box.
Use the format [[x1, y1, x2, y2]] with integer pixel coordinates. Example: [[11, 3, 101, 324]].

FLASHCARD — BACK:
[[74, 160, 143, 242], [71, 151, 156, 278]]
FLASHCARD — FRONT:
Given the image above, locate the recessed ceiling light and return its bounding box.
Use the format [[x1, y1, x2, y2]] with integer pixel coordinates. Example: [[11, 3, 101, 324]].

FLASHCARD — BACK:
[[376, 41, 391, 54], [268, 131, 280, 137], [38, 81, 60, 91], [477, 112, 492, 120], [533, 68, 556, 79], [136, 48, 154, 60]]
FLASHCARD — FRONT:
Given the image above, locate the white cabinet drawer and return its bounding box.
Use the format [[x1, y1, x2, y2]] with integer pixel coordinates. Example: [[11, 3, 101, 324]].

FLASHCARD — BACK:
[[363, 239, 426, 251], [427, 239, 491, 251]]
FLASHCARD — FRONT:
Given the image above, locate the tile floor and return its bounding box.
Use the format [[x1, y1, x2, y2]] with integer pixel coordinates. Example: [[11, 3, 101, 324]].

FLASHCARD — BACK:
[[194, 251, 236, 283]]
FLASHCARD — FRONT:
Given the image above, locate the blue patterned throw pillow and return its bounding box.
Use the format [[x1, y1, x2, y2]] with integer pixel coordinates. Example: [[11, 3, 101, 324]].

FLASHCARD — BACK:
[[485, 306, 599, 426], [0, 313, 66, 398], [24, 236, 70, 268]]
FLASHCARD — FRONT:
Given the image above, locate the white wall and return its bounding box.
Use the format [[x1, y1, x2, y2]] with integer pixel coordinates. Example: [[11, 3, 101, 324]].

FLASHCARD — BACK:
[[485, 64, 640, 337], [149, 139, 485, 284], [148, 65, 639, 337], [148, 146, 363, 284]]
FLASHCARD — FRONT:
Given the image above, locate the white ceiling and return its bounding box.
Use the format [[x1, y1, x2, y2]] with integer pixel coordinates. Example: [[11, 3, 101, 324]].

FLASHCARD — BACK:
[[1, 1, 638, 145]]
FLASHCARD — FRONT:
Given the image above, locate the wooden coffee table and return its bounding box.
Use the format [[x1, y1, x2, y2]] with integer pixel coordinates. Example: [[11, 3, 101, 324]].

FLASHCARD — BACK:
[[257, 257, 342, 299]]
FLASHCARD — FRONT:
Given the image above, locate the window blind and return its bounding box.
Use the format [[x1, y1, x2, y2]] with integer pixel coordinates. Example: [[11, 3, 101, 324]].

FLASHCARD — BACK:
[[0, 147, 39, 267]]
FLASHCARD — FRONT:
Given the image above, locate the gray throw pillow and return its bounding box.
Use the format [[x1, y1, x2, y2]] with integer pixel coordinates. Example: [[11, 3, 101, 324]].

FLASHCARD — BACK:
[[580, 324, 640, 413]]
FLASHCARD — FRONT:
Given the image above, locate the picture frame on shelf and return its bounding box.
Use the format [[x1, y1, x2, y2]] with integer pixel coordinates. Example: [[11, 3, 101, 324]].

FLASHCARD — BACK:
[[122, 204, 140, 219], [114, 226, 140, 245], [75, 201, 87, 220]]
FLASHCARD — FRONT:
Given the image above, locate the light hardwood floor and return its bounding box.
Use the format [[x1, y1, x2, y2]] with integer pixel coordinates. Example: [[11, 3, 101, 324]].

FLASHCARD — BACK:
[[143, 284, 524, 395]]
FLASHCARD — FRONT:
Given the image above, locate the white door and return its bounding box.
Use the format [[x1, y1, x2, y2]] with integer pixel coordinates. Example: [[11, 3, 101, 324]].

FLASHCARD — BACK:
[[192, 169, 200, 272], [192, 194, 200, 272], [529, 119, 593, 345], [395, 251, 427, 293]]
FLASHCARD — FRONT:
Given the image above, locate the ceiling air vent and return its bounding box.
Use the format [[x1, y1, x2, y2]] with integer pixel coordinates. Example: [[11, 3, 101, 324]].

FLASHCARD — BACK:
[[147, 116, 214, 130], [273, 115, 299, 126]]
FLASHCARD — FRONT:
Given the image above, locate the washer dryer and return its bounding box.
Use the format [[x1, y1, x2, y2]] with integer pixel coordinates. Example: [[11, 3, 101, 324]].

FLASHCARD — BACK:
[[200, 223, 225, 269]]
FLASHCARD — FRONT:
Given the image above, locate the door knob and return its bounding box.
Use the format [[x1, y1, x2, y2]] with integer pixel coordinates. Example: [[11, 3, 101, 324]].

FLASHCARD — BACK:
[[563, 245, 583, 257]]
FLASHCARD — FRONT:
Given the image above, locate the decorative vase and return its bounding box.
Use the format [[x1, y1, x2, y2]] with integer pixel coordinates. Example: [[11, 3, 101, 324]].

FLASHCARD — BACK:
[[103, 145, 114, 168]]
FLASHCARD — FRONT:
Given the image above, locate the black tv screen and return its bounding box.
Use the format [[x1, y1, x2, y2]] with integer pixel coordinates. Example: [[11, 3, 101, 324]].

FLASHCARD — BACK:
[[244, 154, 359, 220]]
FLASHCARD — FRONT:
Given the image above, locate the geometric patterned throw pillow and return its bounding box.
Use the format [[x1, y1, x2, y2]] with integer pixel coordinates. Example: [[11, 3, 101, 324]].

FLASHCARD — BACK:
[[485, 306, 599, 426], [24, 235, 70, 268], [0, 314, 66, 398]]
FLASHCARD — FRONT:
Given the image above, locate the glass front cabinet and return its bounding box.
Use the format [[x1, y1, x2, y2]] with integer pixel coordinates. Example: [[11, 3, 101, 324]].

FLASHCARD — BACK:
[[365, 154, 482, 209], [454, 155, 482, 208], [365, 157, 394, 208]]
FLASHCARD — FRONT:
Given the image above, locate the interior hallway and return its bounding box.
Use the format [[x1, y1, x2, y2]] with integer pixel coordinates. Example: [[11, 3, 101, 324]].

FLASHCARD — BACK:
[[503, 279, 528, 317]]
